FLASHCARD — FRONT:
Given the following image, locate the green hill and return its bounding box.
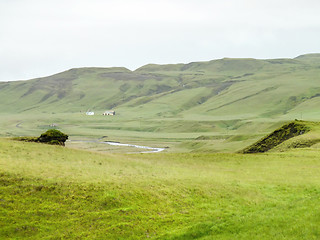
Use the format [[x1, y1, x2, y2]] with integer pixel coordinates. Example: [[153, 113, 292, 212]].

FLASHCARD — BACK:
[[1, 54, 320, 152], [1, 54, 320, 117]]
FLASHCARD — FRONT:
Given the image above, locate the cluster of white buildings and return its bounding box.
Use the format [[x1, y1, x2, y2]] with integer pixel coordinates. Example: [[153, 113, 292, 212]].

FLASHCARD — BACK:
[[85, 110, 115, 116]]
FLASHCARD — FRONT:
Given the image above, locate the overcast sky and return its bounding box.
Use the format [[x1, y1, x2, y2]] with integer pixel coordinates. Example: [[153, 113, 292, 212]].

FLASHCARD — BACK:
[[1, 0, 320, 81]]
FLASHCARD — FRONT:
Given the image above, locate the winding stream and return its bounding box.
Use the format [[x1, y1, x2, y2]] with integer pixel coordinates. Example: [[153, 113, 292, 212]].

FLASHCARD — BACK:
[[67, 140, 165, 153]]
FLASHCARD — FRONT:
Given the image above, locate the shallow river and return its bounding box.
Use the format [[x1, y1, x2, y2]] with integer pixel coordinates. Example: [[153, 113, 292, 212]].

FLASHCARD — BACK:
[[67, 140, 165, 153]]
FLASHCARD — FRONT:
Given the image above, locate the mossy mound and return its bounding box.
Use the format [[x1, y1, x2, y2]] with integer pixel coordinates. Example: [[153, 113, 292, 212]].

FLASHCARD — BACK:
[[241, 121, 309, 153], [14, 129, 68, 146], [38, 129, 68, 146]]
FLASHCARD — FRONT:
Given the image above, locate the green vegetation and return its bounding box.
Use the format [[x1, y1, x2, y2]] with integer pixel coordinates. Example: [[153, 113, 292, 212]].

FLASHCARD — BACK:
[[241, 120, 320, 153], [1, 138, 320, 239], [14, 129, 68, 146], [2, 55, 320, 238], [1, 54, 320, 152], [241, 120, 310, 153], [12, 136, 39, 142], [38, 129, 68, 145]]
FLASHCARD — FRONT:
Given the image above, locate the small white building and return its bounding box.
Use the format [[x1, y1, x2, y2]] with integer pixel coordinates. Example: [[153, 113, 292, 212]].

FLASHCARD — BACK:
[[103, 110, 115, 116], [86, 111, 95, 116]]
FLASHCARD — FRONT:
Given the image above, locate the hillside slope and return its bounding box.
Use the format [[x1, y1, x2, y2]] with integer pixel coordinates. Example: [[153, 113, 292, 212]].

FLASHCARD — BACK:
[[241, 120, 320, 153], [0, 54, 320, 120]]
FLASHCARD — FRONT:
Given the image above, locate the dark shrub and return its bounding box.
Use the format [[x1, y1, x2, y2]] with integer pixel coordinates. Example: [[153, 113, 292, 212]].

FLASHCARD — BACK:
[[38, 129, 68, 146], [12, 136, 39, 142]]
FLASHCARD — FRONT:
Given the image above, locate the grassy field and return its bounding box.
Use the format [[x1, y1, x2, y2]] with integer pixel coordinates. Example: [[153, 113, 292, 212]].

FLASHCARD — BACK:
[[1, 138, 320, 239]]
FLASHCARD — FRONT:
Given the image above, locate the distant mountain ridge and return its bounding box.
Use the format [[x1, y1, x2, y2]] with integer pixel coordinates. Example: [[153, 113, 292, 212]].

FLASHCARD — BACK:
[[1, 54, 320, 122]]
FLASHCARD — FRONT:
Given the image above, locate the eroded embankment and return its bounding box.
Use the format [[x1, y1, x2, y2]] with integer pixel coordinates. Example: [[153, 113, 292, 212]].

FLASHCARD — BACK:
[[241, 121, 309, 153]]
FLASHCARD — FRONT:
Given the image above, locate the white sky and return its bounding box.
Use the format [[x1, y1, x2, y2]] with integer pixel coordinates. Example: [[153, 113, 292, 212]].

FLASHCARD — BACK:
[[1, 0, 320, 81]]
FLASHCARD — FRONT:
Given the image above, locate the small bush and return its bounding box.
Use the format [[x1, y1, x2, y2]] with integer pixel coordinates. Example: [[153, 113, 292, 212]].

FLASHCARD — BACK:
[[38, 129, 68, 146], [13, 130, 68, 146]]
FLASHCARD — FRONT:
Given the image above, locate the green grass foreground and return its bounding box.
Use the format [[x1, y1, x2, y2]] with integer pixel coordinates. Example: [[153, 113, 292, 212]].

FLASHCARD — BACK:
[[1, 138, 320, 239]]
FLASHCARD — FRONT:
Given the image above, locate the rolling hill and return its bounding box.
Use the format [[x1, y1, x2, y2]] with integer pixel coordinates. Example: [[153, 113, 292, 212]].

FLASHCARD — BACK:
[[1, 54, 320, 152]]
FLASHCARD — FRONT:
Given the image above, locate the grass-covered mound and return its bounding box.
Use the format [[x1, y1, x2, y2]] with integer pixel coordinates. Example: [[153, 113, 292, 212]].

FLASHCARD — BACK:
[[13, 129, 68, 146], [38, 129, 68, 146], [241, 121, 310, 153]]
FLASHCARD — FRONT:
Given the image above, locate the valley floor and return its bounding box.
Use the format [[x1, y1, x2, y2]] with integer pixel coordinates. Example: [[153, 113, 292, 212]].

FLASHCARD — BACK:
[[0, 112, 286, 153], [1, 138, 320, 239]]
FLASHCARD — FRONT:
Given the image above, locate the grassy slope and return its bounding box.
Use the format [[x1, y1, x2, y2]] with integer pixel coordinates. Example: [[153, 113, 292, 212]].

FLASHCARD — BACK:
[[240, 120, 320, 153], [1, 54, 320, 152], [271, 121, 320, 151], [1, 55, 320, 118], [1, 138, 320, 239]]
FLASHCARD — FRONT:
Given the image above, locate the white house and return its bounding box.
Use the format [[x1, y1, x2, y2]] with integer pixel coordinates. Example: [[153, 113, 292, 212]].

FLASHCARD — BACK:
[[103, 110, 115, 116]]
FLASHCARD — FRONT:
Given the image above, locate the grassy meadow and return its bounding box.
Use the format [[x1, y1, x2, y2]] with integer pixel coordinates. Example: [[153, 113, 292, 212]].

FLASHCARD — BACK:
[[1, 138, 320, 239]]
